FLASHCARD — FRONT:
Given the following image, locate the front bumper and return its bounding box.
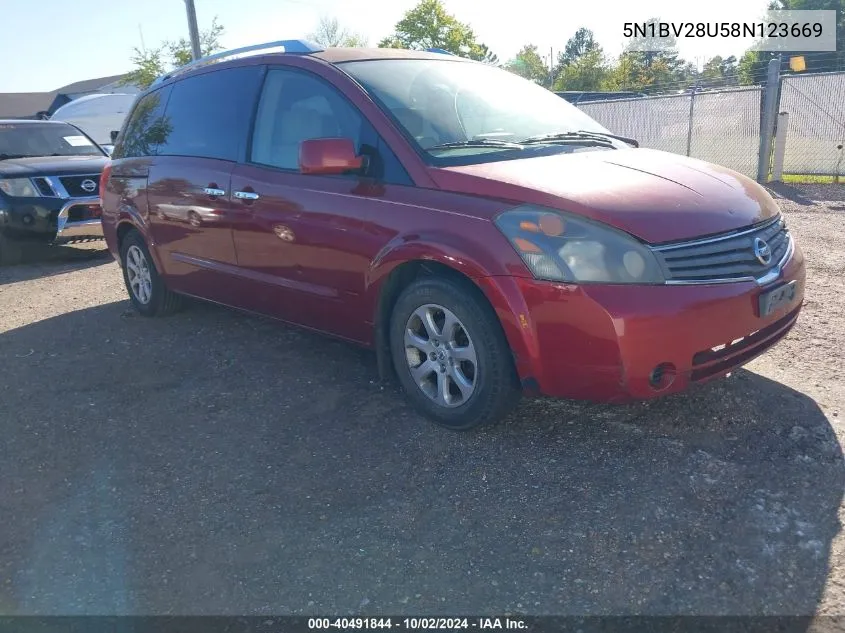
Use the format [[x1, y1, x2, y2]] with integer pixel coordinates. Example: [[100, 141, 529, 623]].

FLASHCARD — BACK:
[[56, 196, 103, 239], [478, 242, 806, 402], [0, 195, 102, 241]]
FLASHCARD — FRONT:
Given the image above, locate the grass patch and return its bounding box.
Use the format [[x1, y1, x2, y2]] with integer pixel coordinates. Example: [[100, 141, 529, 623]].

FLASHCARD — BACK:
[[781, 174, 840, 184]]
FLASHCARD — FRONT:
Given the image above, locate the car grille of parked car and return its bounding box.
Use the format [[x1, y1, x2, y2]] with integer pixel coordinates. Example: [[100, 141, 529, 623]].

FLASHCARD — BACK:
[[58, 174, 100, 197], [651, 216, 790, 283]]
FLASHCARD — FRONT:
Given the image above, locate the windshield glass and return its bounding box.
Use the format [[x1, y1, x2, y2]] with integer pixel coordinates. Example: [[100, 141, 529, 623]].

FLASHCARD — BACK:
[[340, 58, 611, 163], [0, 122, 103, 158]]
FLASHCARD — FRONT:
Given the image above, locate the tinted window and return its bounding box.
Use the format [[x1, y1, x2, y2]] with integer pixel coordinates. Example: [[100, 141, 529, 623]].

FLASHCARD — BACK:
[[112, 86, 172, 159], [157, 66, 263, 161], [250, 68, 412, 184]]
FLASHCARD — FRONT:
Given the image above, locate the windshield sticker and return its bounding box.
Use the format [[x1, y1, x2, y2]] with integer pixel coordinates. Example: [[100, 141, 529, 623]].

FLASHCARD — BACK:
[[63, 135, 93, 147]]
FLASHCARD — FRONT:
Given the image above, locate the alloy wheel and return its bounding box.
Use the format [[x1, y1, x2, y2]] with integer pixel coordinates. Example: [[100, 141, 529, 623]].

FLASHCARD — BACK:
[[125, 244, 153, 305], [403, 303, 478, 408]]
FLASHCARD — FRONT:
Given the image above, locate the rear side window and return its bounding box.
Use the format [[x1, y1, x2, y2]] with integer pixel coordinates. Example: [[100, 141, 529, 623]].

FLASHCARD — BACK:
[[156, 66, 263, 161], [112, 86, 172, 159]]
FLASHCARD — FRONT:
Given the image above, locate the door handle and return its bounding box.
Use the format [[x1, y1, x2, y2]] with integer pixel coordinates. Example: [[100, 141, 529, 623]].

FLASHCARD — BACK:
[[234, 191, 260, 201], [204, 187, 226, 197]]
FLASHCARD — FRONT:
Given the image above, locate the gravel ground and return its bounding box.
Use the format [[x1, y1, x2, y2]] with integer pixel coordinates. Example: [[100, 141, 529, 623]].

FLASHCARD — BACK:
[[0, 185, 843, 617]]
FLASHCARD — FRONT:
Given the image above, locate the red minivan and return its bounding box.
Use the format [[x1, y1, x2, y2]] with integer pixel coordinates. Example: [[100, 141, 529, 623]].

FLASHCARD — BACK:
[[100, 41, 805, 430]]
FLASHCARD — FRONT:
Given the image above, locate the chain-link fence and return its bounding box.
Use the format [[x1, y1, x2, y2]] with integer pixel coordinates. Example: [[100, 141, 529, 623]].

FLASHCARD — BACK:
[[779, 71, 845, 177], [578, 94, 691, 156], [577, 87, 763, 178]]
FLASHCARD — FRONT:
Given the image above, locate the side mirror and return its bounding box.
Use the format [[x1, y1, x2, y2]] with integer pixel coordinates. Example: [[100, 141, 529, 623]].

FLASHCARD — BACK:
[[299, 138, 365, 175], [110, 130, 119, 143]]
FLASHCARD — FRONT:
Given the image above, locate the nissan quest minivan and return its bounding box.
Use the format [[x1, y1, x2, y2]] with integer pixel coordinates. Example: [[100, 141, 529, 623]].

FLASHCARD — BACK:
[[100, 40, 805, 430]]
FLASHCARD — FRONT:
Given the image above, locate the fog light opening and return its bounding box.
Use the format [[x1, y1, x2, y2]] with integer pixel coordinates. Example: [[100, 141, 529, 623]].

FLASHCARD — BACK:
[[649, 362, 677, 391]]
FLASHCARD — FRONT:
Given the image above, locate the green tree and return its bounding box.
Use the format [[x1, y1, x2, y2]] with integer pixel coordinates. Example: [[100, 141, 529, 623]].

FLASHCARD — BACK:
[[504, 44, 550, 86], [700, 55, 738, 88], [377, 0, 484, 58], [605, 17, 691, 93], [121, 17, 225, 89], [553, 27, 603, 88], [560, 28, 600, 67], [472, 43, 500, 65], [309, 15, 368, 47], [121, 47, 168, 91], [167, 16, 225, 68], [554, 48, 610, 91]]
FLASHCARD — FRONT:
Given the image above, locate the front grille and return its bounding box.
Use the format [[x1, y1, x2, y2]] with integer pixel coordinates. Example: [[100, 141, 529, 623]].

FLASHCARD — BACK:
[[652, 216, 790, 283], [59, 174, 100, 197]]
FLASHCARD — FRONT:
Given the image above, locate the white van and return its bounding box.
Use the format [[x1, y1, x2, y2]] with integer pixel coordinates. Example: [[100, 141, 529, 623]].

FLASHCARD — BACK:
[[50, 93, 137, 153]]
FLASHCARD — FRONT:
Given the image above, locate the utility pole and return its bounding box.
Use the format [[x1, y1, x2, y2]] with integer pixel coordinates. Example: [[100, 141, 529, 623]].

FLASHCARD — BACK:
[[184, 0, 202, 61]]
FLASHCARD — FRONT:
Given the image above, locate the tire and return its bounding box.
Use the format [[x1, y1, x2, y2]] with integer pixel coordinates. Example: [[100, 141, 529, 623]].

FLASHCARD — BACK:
[[119, 230, 182, 317], [389, 276, 520, 430], [0, 232, 24, 266]]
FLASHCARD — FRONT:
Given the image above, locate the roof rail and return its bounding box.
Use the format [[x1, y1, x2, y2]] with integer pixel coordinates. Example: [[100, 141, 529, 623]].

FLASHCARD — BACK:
[[150, 39, 324, 87], [425, 48, 454, 55]]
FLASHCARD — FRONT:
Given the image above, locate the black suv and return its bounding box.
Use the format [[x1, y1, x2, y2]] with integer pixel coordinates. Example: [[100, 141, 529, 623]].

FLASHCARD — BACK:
[[0, 119, 109, 264]]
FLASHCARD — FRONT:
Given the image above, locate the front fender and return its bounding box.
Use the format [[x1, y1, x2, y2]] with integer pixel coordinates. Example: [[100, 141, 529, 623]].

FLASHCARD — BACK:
[[365, 233, 541, 390]]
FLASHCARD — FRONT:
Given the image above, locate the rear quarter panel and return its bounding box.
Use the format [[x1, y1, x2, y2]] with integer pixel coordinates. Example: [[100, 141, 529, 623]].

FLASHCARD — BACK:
[[101, 157, 157, 267]]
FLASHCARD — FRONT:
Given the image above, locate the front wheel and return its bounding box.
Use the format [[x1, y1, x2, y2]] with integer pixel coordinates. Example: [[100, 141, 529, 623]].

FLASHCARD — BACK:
[[389, 276, 520, 430], [119, 230, 182, 316]]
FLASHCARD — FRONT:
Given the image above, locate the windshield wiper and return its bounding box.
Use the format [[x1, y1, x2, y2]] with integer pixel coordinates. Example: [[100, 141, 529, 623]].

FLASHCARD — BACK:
[[577, 130, 639, 147], [0, 153, 28, 160], [425, 139, 524, 151], [519, 131, 638, 148]]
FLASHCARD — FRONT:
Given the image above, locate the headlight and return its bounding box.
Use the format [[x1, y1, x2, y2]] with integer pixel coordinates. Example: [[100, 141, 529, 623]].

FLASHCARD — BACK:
[[494, 205, 664, 284], [0, 178, 40, 197]]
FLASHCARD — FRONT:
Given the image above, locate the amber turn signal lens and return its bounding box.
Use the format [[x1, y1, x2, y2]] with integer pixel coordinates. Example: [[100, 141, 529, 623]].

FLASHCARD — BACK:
[[539, 214, 565, 236], [519, 221, 540, 232], [513, 237, 542, 253]]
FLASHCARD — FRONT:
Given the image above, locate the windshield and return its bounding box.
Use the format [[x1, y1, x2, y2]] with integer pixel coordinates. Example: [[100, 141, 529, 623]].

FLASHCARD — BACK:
[[0, 121, 104, 159], [340, 58, 611, 163]]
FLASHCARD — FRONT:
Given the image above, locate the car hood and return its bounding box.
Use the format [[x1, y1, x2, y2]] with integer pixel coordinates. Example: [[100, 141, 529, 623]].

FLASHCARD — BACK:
[[428, 148, 781, 244], [0, 155, 108, 177]]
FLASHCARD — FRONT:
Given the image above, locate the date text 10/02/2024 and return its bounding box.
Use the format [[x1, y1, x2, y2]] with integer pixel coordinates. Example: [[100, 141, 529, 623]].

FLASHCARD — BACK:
[[307, 618, 528, 630]]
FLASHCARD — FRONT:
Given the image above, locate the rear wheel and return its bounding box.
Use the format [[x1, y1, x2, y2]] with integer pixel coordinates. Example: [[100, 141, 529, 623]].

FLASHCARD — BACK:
[[119, 230, 182, 316], [389, 276, 519, 430]]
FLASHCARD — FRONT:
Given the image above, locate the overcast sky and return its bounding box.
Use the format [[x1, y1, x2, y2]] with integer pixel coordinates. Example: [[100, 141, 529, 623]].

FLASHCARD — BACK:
[[1, 0, 771, 92]]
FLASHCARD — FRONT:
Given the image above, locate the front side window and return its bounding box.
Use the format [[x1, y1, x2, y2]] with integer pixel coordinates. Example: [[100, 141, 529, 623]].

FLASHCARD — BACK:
[[251, 68, 365, 171], [0, 121, 104, 159], [340, 59, 612, 164], [156, 66, 263, 161]]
